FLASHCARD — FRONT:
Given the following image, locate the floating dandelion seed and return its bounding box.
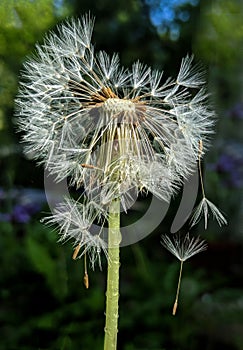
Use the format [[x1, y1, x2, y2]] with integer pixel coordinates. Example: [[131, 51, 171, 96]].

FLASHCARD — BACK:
[[190, 140, 227, 229], [190, 197, 227, 229], [161, 233, 207, 315]]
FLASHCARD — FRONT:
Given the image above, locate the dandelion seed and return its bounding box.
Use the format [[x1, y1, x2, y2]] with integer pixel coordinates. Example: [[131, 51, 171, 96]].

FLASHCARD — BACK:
[[161, 232, 207, 261], [161, 233, 207, 315], [190, 140, 227, 229], [73, 243, 89, 288], [44, 197, 108, 269], [176, 54, 205, 88], [190, 197, 227, 229], [83, 250, 89, 289], [72, 243, 81, 260], [84, 271, 89, 289]]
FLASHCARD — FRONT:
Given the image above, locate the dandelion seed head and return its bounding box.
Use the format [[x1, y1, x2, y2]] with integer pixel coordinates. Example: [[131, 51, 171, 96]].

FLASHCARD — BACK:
[[15, 15, 213, 202], [15, 14, 218, 264]]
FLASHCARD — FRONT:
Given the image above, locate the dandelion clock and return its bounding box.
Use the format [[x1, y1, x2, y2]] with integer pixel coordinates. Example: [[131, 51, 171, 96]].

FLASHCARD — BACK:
[[15, 14, 226, 350]]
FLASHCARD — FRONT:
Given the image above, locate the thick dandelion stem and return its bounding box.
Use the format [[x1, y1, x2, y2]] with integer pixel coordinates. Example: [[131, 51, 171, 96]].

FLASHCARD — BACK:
[[104, 199, 121, 350]]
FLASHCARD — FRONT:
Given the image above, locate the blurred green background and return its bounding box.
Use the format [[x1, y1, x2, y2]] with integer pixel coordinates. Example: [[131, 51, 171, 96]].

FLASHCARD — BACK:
[[1, 0, 243, 349]]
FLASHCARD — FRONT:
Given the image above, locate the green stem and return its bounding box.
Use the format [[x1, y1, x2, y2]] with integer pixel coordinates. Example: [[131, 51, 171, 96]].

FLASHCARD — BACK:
[[104, 199, 121, 350]]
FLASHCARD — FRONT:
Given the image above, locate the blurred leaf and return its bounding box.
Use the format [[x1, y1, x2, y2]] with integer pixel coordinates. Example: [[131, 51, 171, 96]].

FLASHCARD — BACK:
[[196, 0, 243, 66], [25, 235, 68, 300]]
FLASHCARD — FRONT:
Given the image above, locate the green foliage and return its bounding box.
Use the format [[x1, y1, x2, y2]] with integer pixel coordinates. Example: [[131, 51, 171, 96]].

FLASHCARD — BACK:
[[0, 0, 69, 60], [1, 214, 243, 349], [0, 1, 55, 72], [25, 225, 68, 300], [0, 0, 70, 136], [195, 0, 243, 67]]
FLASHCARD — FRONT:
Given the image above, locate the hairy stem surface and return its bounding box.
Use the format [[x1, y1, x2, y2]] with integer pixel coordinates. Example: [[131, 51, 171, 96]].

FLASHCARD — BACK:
[[104, 199, 121, 350]]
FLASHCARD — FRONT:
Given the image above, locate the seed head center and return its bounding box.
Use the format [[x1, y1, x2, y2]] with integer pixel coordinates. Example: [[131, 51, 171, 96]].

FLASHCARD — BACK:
[[103, 98, 136, 114]]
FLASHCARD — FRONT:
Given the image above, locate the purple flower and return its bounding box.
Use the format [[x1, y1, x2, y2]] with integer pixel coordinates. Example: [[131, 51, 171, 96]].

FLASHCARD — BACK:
[[217, 154, 235, 172], [215, 142, 243, 189], [228, 102, 243, 120], [0, 187, 45, 223], [12, 205, 31, 223]]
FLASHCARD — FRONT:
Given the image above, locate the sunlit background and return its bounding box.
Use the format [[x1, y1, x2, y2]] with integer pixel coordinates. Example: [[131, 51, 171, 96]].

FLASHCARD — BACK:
[[1, 0, 243, 349]]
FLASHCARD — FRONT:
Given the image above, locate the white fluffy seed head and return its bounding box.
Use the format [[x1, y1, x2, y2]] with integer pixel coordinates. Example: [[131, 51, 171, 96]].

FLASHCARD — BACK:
[[15, 14, 217, 267], [15, 15, 214, 203]]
